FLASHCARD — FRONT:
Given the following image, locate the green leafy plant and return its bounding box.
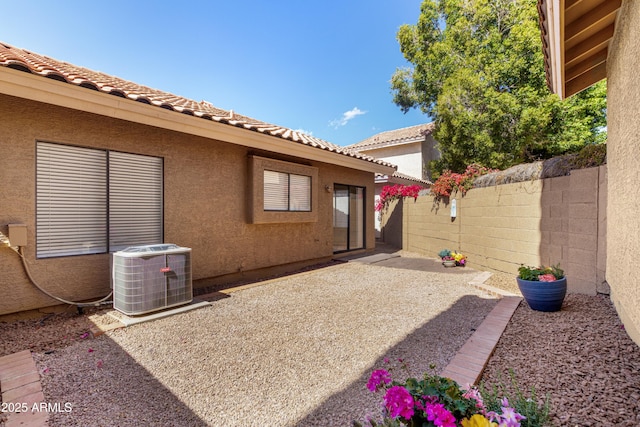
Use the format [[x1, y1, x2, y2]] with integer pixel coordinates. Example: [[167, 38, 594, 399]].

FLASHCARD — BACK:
[[479, 370, 550, 427], [391, 0, 607, 173], [518, 264, 564, 282], [438, 249, 452, 258]]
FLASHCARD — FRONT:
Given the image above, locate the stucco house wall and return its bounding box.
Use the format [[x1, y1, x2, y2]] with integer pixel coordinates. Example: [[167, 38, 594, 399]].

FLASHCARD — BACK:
[[0, 94, 377, 315], [350, 130, 439, 182], [605, 0, 640, 345], [358, 143, 424, 181]]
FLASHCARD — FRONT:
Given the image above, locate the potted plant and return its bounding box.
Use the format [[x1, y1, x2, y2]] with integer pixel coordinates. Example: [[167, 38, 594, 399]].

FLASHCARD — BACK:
[[439, 249, 466, 267], [517, 264, 567, 312], [438, 249, 456, 267]]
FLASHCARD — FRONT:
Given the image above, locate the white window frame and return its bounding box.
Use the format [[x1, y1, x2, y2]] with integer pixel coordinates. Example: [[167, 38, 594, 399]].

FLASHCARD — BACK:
[[36, 142, 163, 258]]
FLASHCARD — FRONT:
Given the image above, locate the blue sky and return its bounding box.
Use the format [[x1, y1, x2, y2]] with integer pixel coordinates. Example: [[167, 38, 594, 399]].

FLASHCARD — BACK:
[[2, 1, 430, 147]]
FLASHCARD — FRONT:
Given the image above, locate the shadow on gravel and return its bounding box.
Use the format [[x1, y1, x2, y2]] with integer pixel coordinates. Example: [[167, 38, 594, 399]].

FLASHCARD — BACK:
[[294, 293, 498, 427], [372, 257, 473, 274], [34, 337, 210, 426]]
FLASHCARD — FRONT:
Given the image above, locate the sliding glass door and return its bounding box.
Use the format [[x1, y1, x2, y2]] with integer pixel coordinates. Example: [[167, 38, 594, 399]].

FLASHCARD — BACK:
[[333, 184, 365, 253]]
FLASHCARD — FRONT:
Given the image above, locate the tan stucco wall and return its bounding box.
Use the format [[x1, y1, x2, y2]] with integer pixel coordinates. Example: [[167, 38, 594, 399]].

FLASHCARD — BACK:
[[0, 94, 376, 315], [402, 167, 607, 294], [606, 0, 640, 345]]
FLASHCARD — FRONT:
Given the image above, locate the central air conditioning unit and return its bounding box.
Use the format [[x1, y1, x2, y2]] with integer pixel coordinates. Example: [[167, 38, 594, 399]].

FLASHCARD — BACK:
[[112, 244, 192, 315]]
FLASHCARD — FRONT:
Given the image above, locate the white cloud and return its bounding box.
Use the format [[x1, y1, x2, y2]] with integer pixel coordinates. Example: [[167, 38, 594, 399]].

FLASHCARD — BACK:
[[329, 107, 366, 128]]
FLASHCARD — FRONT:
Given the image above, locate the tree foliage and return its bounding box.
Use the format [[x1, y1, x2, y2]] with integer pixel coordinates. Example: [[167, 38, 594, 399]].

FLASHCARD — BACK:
[[391, 0, 607, 175]]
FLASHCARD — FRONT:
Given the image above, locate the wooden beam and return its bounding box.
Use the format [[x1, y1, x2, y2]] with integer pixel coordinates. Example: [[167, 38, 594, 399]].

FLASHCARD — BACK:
[[565, 0, 621, 42], [565, 61, 607, 97], [565, 23, 614, 64], [565, 0, 581, 10], [565, 47, 607, 81]]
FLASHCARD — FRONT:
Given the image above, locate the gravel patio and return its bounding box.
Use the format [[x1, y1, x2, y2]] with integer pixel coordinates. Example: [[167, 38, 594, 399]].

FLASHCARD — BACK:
[[19, 255, 497, 426]]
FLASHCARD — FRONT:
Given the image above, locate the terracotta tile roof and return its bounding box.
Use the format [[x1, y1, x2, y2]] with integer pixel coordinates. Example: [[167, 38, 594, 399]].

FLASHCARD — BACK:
[[0, 41, 394, 169], [347, 122, 435, 151], [375, 171, 432, 185]]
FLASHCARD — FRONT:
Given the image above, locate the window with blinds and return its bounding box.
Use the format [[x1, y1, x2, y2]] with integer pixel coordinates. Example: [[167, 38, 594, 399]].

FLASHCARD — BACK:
[[36, 142, 163, 258], [263, 170, 311, 212], [250, 155, 318, 224]]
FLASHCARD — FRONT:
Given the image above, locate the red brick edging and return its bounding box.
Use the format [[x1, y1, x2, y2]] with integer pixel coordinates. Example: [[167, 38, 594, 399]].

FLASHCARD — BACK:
[[0, 350, 48, 427], [440, 296, 522, 388]]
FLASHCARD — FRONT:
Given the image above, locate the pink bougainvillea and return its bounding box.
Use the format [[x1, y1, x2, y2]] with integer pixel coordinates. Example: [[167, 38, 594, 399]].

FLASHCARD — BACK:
[[431, 164, 497, 199], [376, 184, 423, 212]]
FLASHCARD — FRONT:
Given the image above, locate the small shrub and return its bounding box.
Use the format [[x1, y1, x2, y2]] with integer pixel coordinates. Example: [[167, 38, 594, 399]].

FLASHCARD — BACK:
[[568, 143, 606, 169], [479, 370, 551, 427]]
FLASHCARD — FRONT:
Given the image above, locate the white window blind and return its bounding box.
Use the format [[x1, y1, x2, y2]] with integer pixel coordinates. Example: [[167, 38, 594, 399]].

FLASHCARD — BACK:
[[109, 152, 163, 252], [289, 174, 311, 211], [37, 143, 108, 258], [264, 170, 289, 211], [263, 170, 311, 212], [36, 142, 163, 258]]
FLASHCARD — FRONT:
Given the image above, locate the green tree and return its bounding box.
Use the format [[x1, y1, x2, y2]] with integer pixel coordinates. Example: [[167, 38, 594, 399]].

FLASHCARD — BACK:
[[391, 0, 607, 175]]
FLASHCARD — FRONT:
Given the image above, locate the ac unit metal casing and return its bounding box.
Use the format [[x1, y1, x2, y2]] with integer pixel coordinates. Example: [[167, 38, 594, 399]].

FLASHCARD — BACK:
[[112, 244, 192, 315]]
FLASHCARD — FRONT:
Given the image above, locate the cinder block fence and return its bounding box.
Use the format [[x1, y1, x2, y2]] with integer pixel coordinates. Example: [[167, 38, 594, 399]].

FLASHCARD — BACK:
[[398, 166, 607, 295]]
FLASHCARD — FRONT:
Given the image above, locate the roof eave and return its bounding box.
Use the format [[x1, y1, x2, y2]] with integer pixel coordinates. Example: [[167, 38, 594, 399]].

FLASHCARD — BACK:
[[539, 0, 566, 99], [539, 0, 622, 100], [353, 137, 424, 153], [0, 67, 395, 175]]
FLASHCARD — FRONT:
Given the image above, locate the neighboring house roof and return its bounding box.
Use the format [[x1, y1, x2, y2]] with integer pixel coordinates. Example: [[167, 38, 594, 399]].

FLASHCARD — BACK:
[[0, 41, 395, 173], [376, 171, 432, 186], [538, 0, 621, 99], [346, 123, 435, 151]]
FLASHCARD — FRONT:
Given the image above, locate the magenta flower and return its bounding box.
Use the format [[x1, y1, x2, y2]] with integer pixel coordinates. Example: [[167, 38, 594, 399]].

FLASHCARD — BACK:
[[367, 369, 392, 392], [425, 401, 456, 427], [539, 273, 557, 282], [383, 386, 415, 419]]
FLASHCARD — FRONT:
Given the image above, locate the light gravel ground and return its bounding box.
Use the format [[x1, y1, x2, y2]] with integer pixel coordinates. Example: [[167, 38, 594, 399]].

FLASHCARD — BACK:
[[21, 259, 497, 426]]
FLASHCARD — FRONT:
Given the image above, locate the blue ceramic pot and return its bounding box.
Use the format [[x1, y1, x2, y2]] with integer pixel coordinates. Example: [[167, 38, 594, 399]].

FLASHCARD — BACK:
[[516, 277, 567, 312]]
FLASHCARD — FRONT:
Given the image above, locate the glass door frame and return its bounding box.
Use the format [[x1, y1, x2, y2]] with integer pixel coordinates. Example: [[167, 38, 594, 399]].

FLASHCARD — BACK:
[[332, 183, 366, 254]]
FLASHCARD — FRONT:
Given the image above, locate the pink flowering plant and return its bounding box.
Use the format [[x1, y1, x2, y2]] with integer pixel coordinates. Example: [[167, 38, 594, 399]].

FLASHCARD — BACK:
[[376, 184, 423, 214], [355, 360, 536, 427], [517, 264, 564, 282], [430, 164, 497, 199]]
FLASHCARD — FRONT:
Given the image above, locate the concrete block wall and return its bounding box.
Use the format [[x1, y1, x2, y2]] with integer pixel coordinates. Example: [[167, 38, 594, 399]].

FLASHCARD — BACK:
[[402, 166, 607, 294]]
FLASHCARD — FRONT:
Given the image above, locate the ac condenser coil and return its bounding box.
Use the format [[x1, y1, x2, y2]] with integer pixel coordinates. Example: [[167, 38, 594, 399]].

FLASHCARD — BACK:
[[112, 244, 192, 315]]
